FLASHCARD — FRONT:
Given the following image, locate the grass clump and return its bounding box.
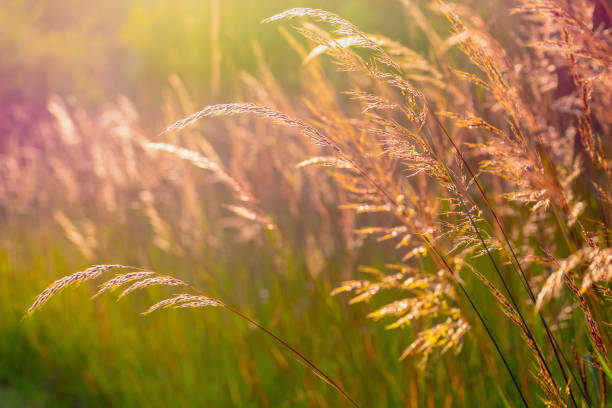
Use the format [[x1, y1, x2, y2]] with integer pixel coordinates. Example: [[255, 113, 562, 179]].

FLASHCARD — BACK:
[[7, 1, 612, 406]]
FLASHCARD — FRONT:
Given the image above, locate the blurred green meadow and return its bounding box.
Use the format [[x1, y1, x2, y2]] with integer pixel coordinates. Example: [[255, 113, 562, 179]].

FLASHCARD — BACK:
[[2, 225, 530, 407], [0, 4, 465, 406], [2, 0, 611, 407], [0, 0, 410, 120]]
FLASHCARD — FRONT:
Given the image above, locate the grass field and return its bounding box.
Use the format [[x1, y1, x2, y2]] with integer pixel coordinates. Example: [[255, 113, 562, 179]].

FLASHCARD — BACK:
[[0, 229, 486, 407], [1, 0, 611, 407]]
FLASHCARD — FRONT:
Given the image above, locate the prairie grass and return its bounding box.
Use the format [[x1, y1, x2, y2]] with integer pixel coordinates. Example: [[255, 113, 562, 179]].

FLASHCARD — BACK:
[[3, 0, 612, 406]]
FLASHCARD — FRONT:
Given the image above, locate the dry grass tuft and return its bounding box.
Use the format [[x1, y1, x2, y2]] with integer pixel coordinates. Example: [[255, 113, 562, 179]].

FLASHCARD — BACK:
[[27, 265, 359, 407], [92, 271, 155, 298], [15, 1, 612, 406], [117, 276, 187, 300], [142, 294, 224, 315], [27, 265, 131, 315]]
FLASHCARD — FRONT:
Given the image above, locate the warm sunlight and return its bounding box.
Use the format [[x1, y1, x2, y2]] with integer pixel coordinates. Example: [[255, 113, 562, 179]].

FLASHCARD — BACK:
[[2, 1, 611, 407]]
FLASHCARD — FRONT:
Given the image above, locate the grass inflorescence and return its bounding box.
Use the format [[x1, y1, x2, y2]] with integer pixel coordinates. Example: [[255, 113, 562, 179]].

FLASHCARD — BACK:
[[6, 0, 612, 406]]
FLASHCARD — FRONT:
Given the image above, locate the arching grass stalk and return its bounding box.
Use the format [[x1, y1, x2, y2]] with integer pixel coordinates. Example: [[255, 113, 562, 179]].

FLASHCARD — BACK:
[[25, 265, 360, 408], [185, 283, 361, 408]]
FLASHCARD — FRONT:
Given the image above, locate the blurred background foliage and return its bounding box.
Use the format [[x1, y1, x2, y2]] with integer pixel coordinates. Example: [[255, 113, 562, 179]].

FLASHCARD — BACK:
[[2, 0, 609, 407], [0, 0, 411, 122], [0, 1, 442, 406]]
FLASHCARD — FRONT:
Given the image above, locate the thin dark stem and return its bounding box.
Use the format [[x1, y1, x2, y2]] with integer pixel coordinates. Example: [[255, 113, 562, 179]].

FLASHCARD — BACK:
[[421, 235, 530, 408], [421, 121, 565, 404], [456, 192, 579, 408], [187, 284, 360, 408], [425, 101, 589, 405], [330, 141, 529, 407]]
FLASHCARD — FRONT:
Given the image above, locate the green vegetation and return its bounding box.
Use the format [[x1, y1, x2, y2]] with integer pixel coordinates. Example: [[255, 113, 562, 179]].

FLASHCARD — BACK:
[[1, 1, 611, 407]]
